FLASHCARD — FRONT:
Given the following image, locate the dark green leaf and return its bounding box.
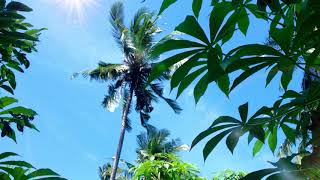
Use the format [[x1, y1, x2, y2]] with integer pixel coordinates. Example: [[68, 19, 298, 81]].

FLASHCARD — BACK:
[[281, 124, 296, 144], [211, 116, 242, 127], [192, 0, 202, 18], [209, 2, 233, 42], [266, 65, 279, 87], [217, 74, 230, 97], [194, 73, 209, 104], [241, 168, 279, 180], [203, 128, 236, 161], [175, 15, 210, 44], [207, 47, 224, 82], [0, 161, 34, 168], [0, 106, 37, 116], [6, 1, 33, 12], [231, 63, 269, 91], [238, 102, 248, 123], [171, 52, 205, 89], [226, 127, 242, 153], [177, 66, 207, 98], [249, 125, 265, 142], [215, 12, 238, 43], [191, 123, 239, 149], [238, 8, 249, 35], [27, 169, 59, 178], [149, 49, 201, 83], [158, 0, 177, 15], [0, 152, 18, 160], [0, 85, 14, 95], [280, 64, 294, 90], [151, 39, 205, 57]]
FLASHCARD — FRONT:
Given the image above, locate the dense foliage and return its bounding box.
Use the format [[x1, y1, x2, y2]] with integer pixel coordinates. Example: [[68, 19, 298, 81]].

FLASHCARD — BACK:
[[149, 0, 320, 179], [212, 170, 247, 180], [0, 1, 64, 179], [132, 153, 203, 180]]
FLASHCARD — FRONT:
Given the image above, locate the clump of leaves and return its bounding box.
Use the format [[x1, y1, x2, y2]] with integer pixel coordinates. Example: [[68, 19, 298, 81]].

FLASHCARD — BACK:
[[0, 152, 66, 180]]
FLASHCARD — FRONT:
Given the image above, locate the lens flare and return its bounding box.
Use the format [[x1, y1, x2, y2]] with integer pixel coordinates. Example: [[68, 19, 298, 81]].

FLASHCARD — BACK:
[[54, 0, 99, 22]]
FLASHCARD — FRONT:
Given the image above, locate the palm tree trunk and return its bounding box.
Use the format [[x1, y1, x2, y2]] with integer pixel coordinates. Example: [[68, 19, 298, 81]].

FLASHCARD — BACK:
[[110, 88, 134, 180]]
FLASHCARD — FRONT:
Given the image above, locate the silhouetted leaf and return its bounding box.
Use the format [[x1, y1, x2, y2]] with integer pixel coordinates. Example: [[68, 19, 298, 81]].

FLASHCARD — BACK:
[[238, 102, 249, 123], [192, 0, 203, 18], [226, 127, 242, 153], [158, 0, 177, 15], [175, 15, 209, 44], [203, 128, 236, 161]]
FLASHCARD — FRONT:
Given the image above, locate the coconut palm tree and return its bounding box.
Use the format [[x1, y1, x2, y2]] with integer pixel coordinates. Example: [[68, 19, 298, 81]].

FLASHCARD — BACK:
[[136, 125, 188, 163], [78, 2, 181, 179]]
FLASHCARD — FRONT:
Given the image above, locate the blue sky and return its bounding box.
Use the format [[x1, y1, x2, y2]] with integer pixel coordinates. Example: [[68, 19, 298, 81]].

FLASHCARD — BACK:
[[2, 0, 304, 179]]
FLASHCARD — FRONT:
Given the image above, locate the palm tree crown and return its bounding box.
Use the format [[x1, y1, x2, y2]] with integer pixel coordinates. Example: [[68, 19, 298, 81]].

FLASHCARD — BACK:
[[79, 2, 181, 129], [136, 125, 188, 163]]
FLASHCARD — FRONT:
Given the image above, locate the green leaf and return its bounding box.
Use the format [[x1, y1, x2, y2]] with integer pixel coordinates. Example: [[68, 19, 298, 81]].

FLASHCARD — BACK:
[[3, 31, 38, 41], [217, 74, 230, 97], [0, 106, 37, 116], [171, 52, 205, 89], [27, 168, 59, 178], [175, 15, 210, 45], [0, 152, 18, 160], [266, 65, 279, 87], [268, 126, 278, 153], [6, 1, 33, 12], [253, 140, 263, 156], [241, 168, 279, 180], [226, 127, 242, 153], [238, 102, 248, 123], [191, 124, 239, 149], [0, 85, 14, 95], [280, 64, 294, 90], [215, 12, 238, 43], [210, 116, 242, 127], [194, 73, 209, 104], [192, 0, 203, 18], [270, 26, 294, 54], [231, 63, 269, 91], [238, 8, 249, 35], [281, 124, 296, 144], [227, 57, 278, 74], [0, 161, 34, 168], [249, 126, 265, 143], [209, 2, 233, 42], [207, 47, 224, 82], [203, 128, 236, 161], [158, 0, 177, 15], [0, 96, 18, 108], [151, 39, 205, 57], [177, 66, 207, 98], [149, 49, 201, 83]]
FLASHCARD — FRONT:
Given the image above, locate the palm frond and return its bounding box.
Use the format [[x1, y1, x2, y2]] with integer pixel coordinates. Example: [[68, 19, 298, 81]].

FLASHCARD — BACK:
[[82, 62, 128, 81], [150, 83, 182, 114], [109, 2, 135, 56], [102, 82, 123, 112]]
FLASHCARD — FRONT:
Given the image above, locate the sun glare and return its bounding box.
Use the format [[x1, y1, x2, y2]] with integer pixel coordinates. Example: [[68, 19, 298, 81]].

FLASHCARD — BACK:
[[54, 0, 100, 22]]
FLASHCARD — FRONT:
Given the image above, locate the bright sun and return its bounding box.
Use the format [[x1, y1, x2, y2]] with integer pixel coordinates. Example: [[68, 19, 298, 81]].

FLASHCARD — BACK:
[[54, 0, 99, 22]]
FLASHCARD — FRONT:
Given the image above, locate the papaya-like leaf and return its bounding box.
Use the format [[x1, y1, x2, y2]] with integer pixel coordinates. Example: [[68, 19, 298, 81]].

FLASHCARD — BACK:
[[175, 15, 210, 45], [192, 0, 203, 18]]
